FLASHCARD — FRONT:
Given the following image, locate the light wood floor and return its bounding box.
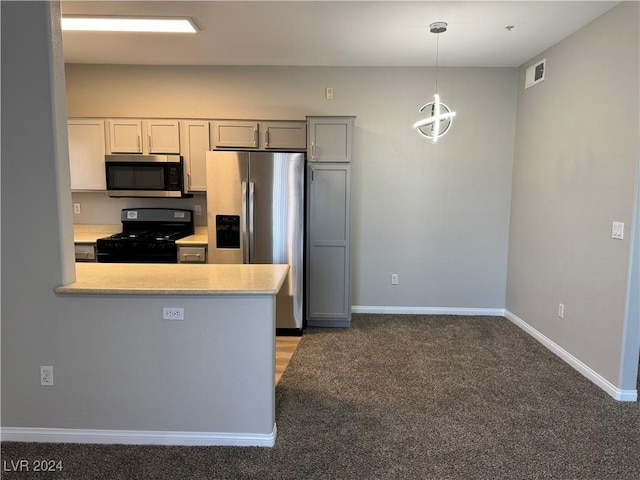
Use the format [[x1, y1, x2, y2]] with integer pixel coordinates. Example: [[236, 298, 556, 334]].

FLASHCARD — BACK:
[[275, 336, 302, 384]]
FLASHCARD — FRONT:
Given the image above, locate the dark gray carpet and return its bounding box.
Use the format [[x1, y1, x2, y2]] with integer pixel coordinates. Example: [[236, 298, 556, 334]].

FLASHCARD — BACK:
[[2, 314, 639, 479]]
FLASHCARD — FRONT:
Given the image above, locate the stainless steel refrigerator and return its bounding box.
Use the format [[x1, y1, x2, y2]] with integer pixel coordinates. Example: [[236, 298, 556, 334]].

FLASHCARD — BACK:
[[206, 150, 305, 333]]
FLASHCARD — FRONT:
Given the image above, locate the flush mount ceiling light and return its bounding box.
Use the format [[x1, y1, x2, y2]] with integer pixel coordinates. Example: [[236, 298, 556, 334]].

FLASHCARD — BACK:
[[413, 21, 456, 144], [61, 16, 198, 33]]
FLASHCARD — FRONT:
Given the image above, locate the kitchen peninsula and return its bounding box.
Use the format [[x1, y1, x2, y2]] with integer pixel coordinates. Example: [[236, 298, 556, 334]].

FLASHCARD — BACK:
[[50, 263, 289, 447]]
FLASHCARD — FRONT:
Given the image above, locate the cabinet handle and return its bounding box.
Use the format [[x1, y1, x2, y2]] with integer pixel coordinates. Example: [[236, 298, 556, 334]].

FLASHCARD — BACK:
[[148, 134, 152, 152], [137, 135, 141, 152], [249, 182, 255, 261], [253, 128, 258, 147], [183, 253, 202, 259], [186, 173, 191, 189], [311, 142, 316, 160], [241, 181, 249, 264], [265, 129, 270, 148]]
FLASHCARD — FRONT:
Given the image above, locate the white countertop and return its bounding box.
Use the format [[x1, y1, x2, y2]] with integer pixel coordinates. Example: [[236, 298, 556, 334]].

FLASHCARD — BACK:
[[74, 225, 209, 245], [176, 226, 208, 245], [73, 225, 121, 243], [55, 263, 289, 296]]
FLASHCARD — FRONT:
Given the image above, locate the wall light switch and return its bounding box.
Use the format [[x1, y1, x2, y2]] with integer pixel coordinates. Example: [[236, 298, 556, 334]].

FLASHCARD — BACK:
[[73, 203, 81, 215], [195, 204, 202, 216], [612, 222, 624, 240]]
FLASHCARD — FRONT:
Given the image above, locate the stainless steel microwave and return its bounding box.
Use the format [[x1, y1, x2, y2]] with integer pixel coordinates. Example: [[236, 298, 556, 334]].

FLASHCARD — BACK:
[[105, 154, 190, 198]]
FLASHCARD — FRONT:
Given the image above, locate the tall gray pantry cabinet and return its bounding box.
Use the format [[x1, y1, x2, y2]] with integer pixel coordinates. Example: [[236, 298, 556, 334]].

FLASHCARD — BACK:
[[306, 116, 355, 327]]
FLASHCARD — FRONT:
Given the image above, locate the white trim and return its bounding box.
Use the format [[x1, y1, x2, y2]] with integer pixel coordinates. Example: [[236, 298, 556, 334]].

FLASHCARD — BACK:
[[352, 306, 506, 317], [0, 425, 277, 447], [504, 310, 638, 402]]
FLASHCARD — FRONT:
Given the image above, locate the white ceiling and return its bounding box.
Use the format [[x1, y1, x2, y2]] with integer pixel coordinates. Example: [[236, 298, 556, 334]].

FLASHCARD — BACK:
[[60, 1, 621, 68]]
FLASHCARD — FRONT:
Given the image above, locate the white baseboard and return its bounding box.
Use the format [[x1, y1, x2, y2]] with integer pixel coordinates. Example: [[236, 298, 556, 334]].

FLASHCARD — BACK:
[[504, 310, 638, 402], [352, 306, 506, 317], [0, 425, 277, 447]]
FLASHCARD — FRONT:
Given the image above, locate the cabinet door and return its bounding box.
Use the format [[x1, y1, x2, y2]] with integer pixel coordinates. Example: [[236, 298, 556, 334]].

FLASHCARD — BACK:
[[145, 120, 180, 154], [75, 243, 96, 262], [67, 120, 106, 191], [211, 121, 259, 149], [108, 120, 142, 153], [306, 164, 351, 326], [307, 116, 355, 162], [261, 121, 306, 150], [180, 121, 210, 192]]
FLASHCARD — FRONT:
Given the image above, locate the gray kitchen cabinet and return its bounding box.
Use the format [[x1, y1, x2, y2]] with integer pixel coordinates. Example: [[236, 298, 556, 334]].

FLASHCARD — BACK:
[[306, 115, 355, 327], [67, 119, 107, 191], [307, 116, 355, 162], [211, 120, 306, 150], [306, 163, 352, 327], [75, 243, 96, 262], [107, 119, 180, 154], [260, 121, 306, 150], [180, 121, 210, 192], [211, 120, 259, 149], [144, 120, 180, 154], [107, 119, 143, 153], [178, 246, 207, 263]]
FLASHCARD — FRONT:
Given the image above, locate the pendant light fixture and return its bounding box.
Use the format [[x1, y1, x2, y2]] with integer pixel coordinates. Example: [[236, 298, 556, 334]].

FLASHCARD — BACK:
[[413, 21, 456, 143]]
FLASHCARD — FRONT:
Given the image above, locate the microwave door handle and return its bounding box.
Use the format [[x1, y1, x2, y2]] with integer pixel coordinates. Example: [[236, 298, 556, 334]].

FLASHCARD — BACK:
[[241, 181, 249, 264], [248, 182, 255, 264]]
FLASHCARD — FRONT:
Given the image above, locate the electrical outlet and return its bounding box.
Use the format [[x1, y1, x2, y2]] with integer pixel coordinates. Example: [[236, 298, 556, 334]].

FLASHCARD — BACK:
[[195, 204, 202, 216], [40, 366, 54, 386], [325, 86, 334, 100], [73, 203, 81, 215], [558, 303, 565, 319], [391, 274, 399, 285], [163, 307, 184, 320], [612, 221, 624, 240]]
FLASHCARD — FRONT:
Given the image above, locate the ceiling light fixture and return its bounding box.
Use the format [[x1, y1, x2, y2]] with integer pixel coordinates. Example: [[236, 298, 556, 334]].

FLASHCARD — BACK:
[[61, 16, 198, 33], [413, 21, 456, 143]]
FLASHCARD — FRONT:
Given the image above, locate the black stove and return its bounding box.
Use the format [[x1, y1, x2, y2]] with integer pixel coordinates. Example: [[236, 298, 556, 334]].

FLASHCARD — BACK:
[[97, 208, 194, 263]]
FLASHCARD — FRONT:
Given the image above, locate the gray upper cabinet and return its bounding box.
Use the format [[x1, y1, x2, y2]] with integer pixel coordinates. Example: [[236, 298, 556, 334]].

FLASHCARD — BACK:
[[107, 119, 180, 154], [144, 120, 181, 154], [261, 121, 306, 150], [108, 119, 143, 153], [211, 120, 259, 149], [306, 115, 355, 327], [211, 120, 306, 150], [180, 121, 210, 192], [67, 119, 107, 191], [307, 116, 355, 162]]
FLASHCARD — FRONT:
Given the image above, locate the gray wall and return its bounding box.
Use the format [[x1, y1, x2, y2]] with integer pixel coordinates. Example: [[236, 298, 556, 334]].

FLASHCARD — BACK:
[[506, 2, 640, 389], [65, 64, 518, 311], [2, 0, 638, 439], [1, 1, 275, 439], [71, 191, 208, 226]]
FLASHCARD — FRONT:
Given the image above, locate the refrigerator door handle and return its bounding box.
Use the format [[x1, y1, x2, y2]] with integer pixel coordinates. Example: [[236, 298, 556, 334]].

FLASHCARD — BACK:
[[241, 181, 249, 264], [248, 181, 255, 262]]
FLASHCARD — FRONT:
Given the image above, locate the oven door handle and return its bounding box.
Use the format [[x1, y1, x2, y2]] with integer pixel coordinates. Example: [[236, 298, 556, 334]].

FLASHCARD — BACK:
[[248, 181, 255, 264], [241, 181, 249, 264]]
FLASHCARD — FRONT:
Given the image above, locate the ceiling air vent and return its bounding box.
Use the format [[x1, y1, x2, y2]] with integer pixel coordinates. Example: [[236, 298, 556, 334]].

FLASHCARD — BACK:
[[525, 58, 546, 89]]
